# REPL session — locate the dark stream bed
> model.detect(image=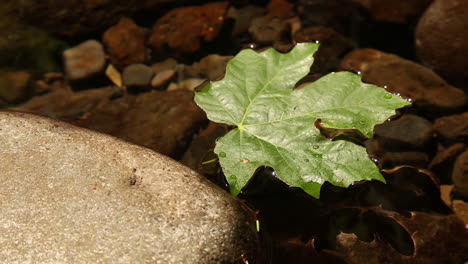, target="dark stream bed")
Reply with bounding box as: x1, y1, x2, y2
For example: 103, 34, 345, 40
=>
0, 0, 467, 263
